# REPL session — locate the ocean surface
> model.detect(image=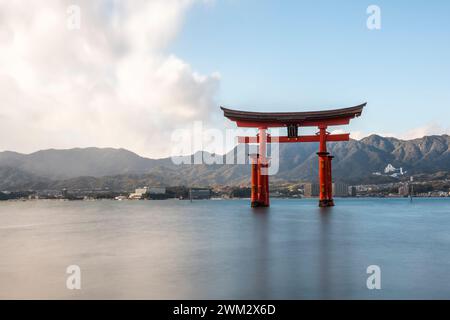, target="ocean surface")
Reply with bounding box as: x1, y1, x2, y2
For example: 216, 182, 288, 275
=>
1, 198, 450, 299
